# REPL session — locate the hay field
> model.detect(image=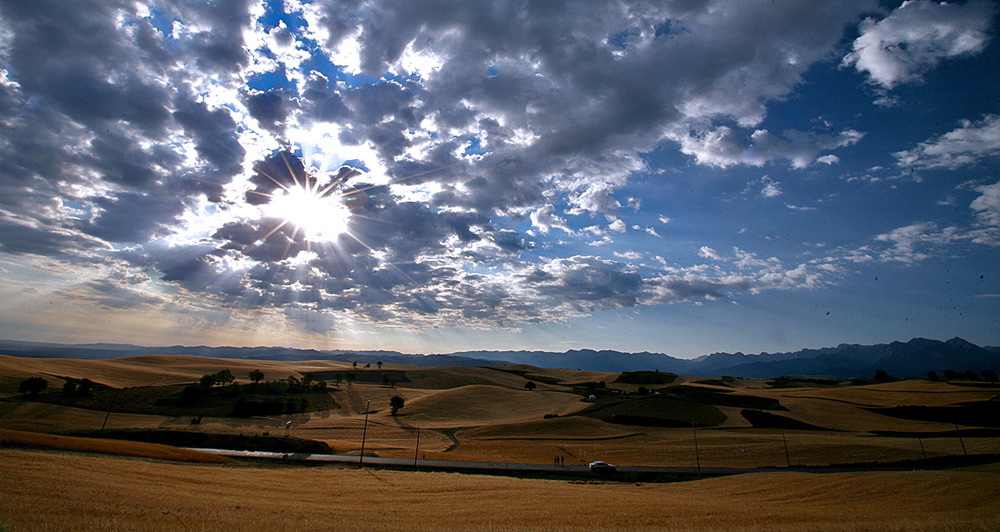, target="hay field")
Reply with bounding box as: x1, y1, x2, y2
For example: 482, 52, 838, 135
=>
0, 448, 997, 532
2, 355, 1000, 468
1, 355, 999, 530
